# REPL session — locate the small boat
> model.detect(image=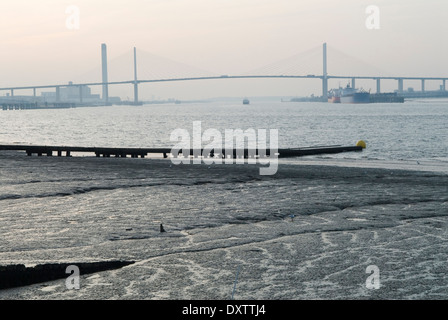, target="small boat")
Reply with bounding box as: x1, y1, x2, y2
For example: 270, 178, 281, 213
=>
243, 98, 250, 105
